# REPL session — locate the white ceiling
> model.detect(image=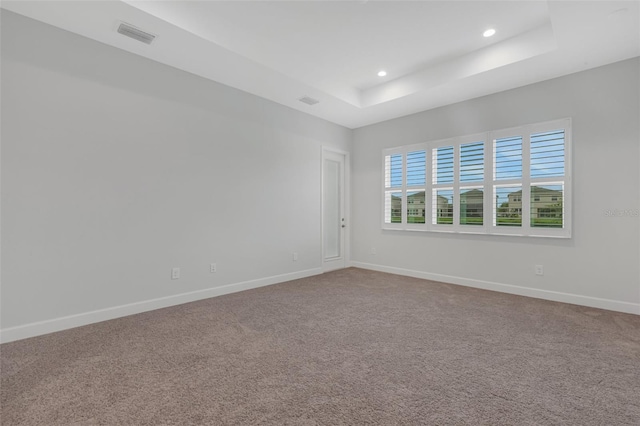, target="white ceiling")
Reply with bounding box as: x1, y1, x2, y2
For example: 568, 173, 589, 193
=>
2, 1, 639, 129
